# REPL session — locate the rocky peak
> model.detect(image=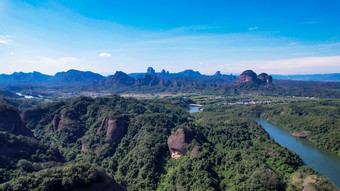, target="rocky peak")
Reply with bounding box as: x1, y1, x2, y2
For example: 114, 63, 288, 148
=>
236, 70, 258, 84
257, 73, 273, 84
236, 70, 272, 85
214, 71, 222, 77
147, 67, 155, 74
